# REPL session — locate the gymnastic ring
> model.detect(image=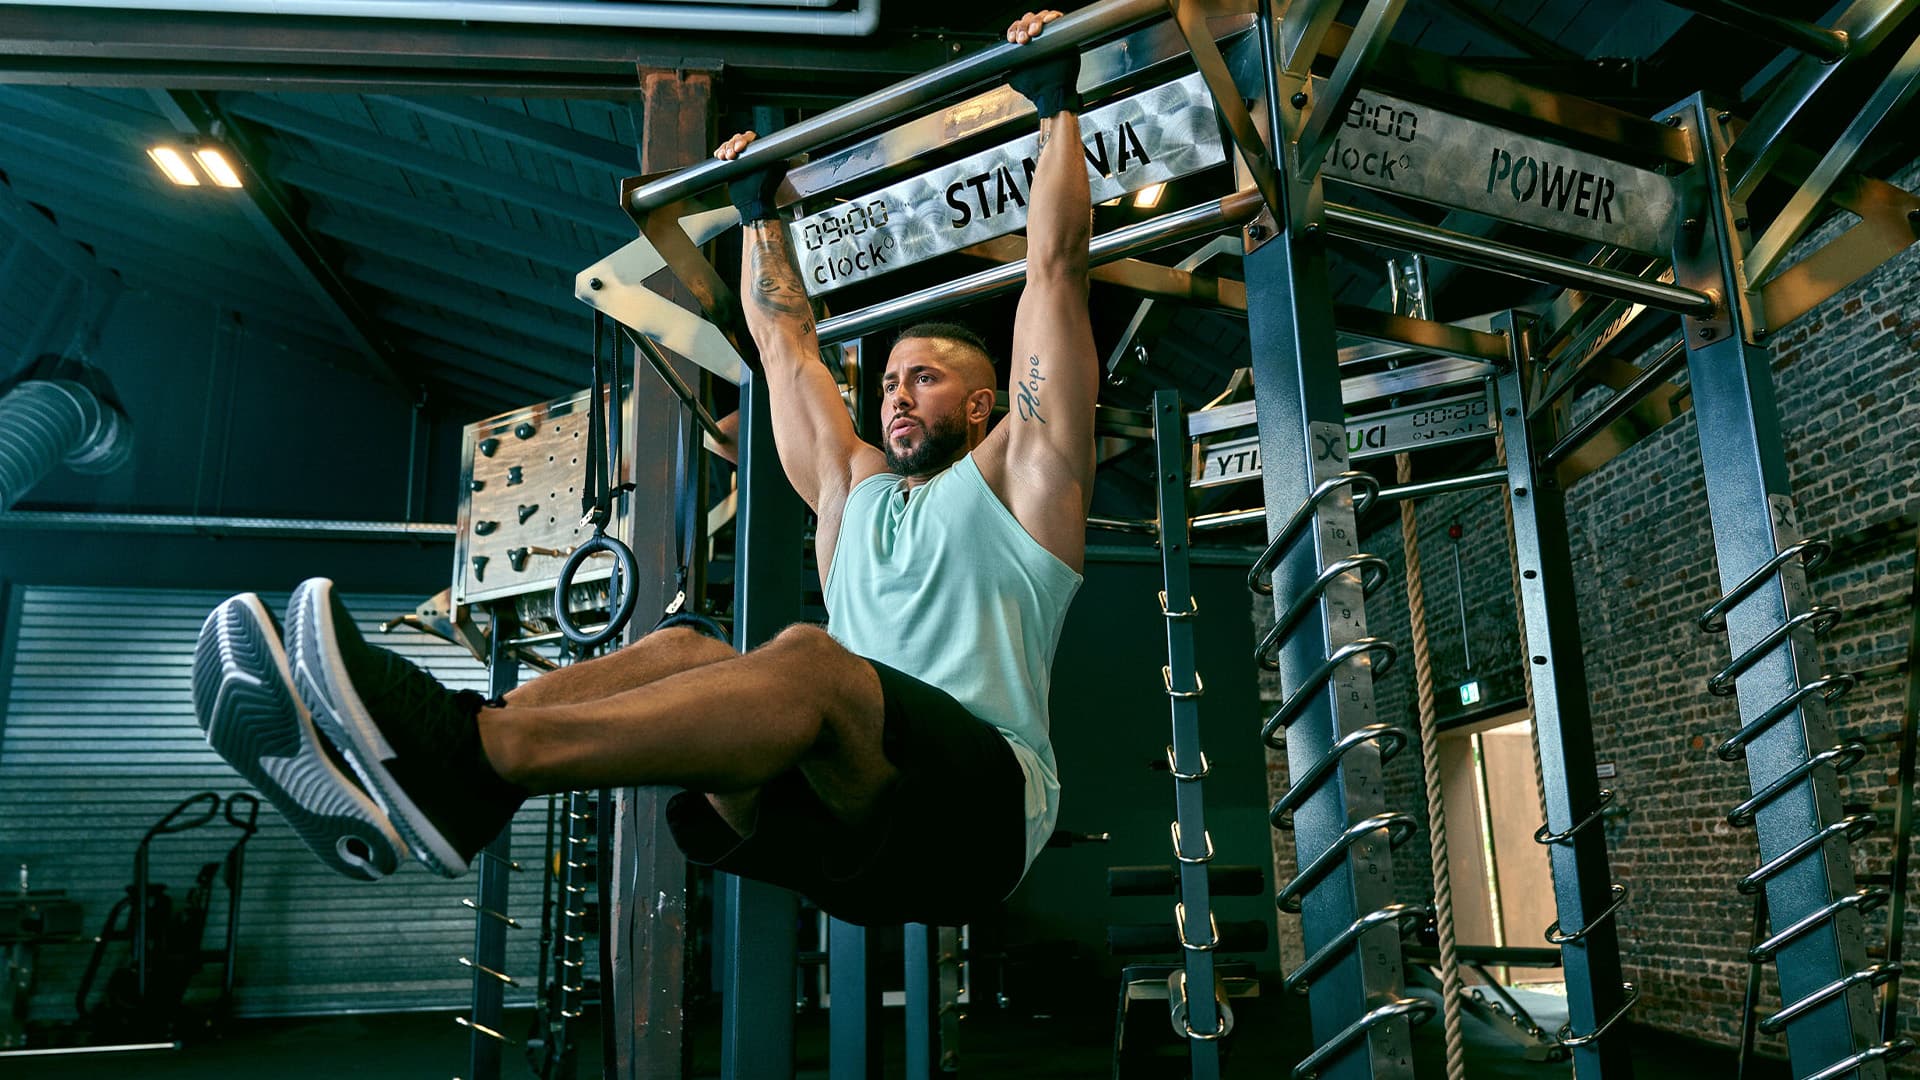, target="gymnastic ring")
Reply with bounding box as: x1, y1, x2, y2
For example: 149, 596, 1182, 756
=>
554, 532, 639, 649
